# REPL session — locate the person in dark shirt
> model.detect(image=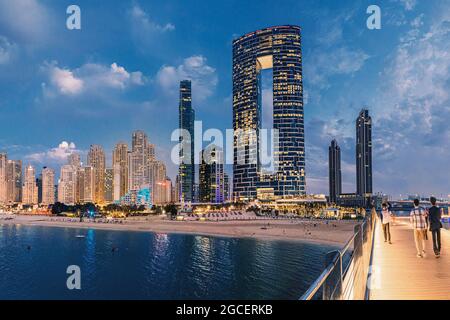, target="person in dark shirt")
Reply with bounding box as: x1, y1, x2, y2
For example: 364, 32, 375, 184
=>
428, 197, 442, 258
